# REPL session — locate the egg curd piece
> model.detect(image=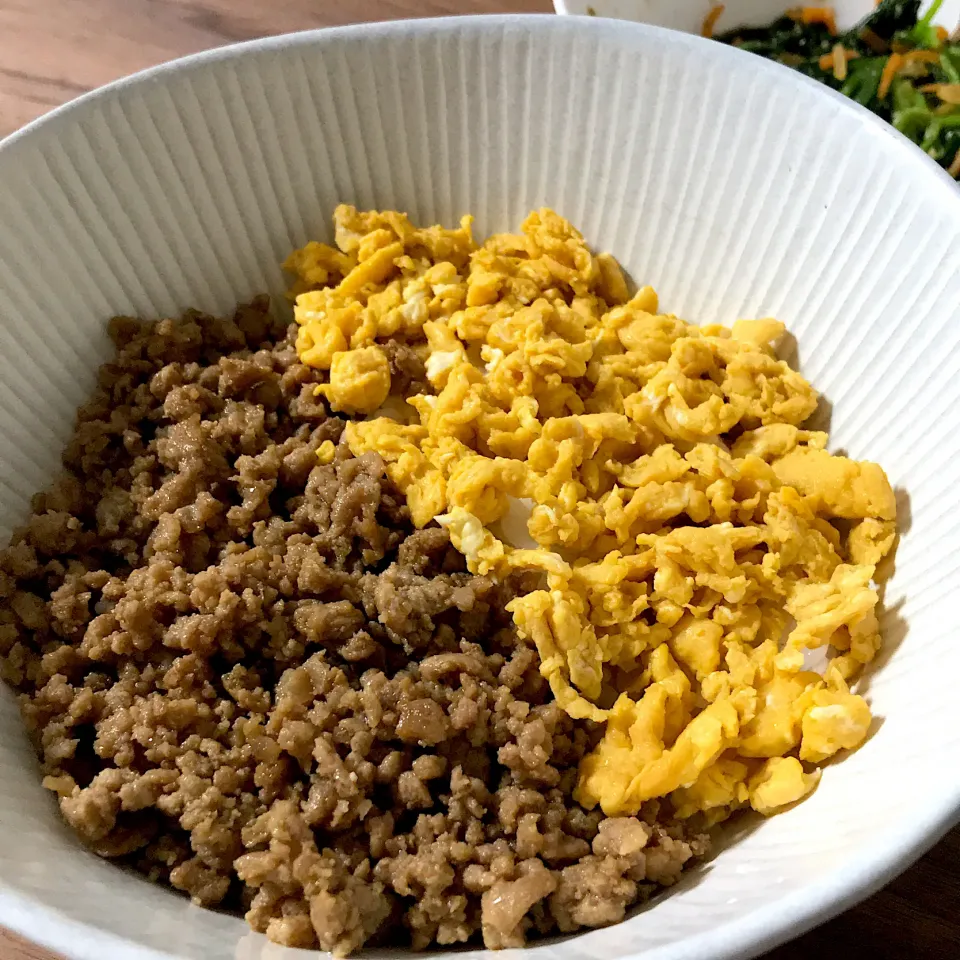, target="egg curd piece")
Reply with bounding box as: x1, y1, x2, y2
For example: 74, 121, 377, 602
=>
317, 345, 392, 415
288, 206, 898, 824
